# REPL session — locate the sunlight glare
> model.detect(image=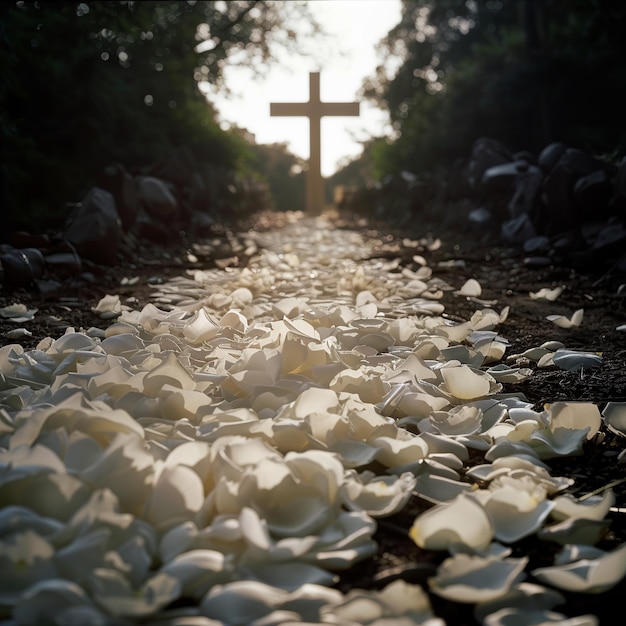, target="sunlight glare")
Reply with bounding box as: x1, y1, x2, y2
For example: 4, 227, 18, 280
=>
204, 0, 402, 177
